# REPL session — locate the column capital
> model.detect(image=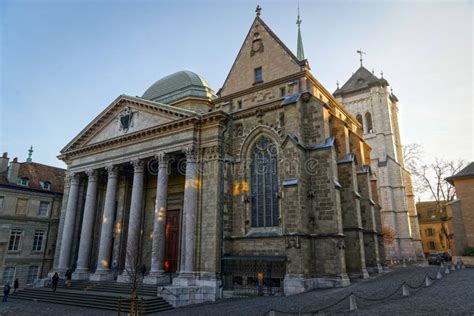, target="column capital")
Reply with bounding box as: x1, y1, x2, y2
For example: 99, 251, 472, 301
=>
105, 165, 118, 177
67, 172, 80, 185
85, 169, 98, 181
155, 152, 171, 167
183, 146, 197, 162
130, 159, 145, 172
